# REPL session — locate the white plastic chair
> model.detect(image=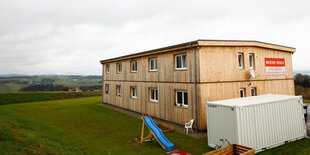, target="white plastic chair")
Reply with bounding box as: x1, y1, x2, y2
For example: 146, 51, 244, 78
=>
184, 119, 194, 134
